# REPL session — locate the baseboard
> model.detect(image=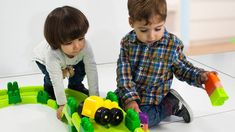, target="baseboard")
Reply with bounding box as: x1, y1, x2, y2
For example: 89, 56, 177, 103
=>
185, 42, 235, 56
